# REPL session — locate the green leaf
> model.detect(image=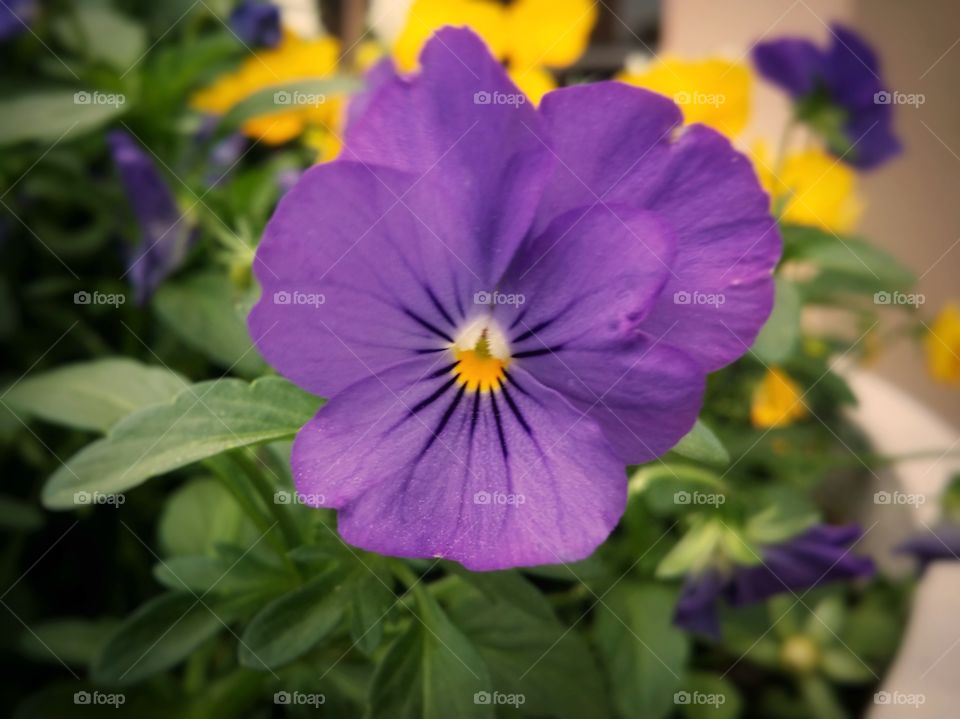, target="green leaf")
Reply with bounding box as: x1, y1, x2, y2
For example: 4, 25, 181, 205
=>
41, 377, 320, 509
782, 224, 915, 294
669, 419, 730, 466
0, 91, 125, 146
744, 487, 818, 545
366, 591, 492, 719
595, 583, 689, 719
751, 278, 802, 364
447, 565, 554, 621
92, 593, 229, 685
348, 560, 397, 656
19, 618, 118, 667
53, 2, 146, 71
157, 478, 254, 557
451, 597, 610, 719
820, 646, 875, 683
153, 272, 267, 377
677, 672, 742, 719
5, 358, 189, 432
656, 520, 724, 578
